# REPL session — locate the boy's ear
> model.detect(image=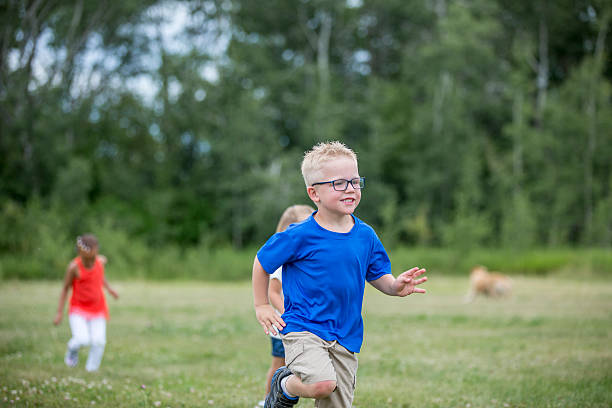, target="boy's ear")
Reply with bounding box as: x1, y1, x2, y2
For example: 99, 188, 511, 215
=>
306, 186, 320, 203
